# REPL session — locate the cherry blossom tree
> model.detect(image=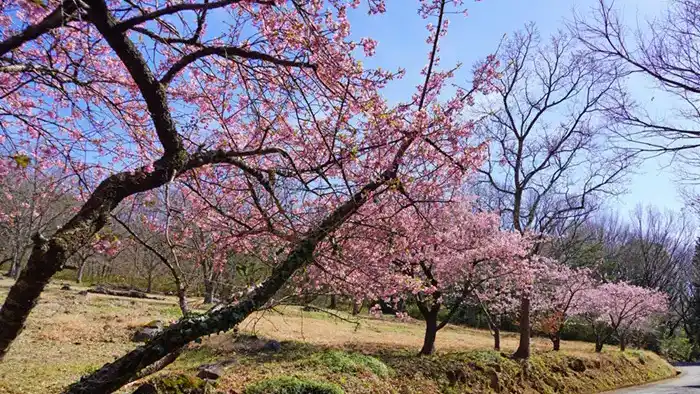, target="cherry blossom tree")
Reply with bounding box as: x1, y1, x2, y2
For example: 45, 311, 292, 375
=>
0, 0, 499, 390
311, 198, 532, 355
471, 276, 522, 350
0, 164, 76, 278
578, 282, 668, 352
531, 263, 597, 351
